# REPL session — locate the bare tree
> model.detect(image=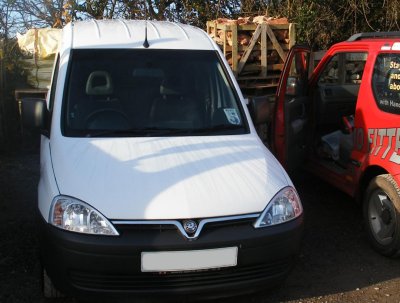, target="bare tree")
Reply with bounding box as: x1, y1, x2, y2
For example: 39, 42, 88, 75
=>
240, 0, 267, 16
0, 0, 18, 37
2, 0, 399, 54
79, 0, 122, 19
12, 0, 67, 28
0, 0, 31, 150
